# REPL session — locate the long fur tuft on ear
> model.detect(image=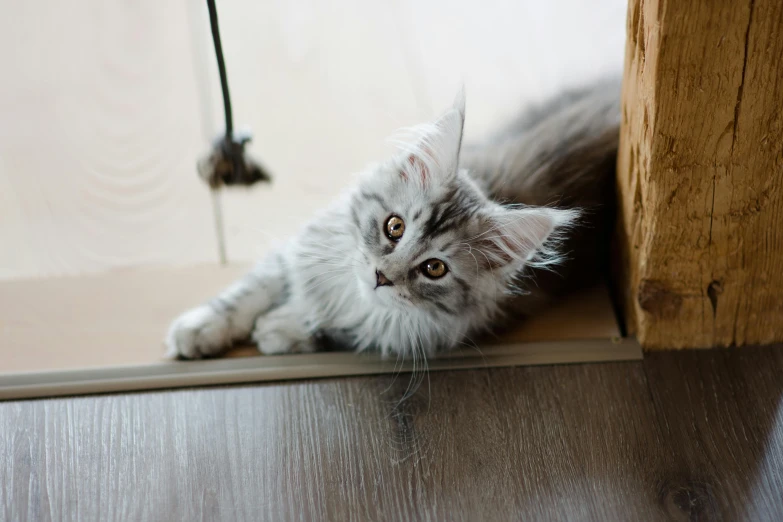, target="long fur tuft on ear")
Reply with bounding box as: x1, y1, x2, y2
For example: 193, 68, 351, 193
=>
472, 205, 580, 272
387, 89, 466, 186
